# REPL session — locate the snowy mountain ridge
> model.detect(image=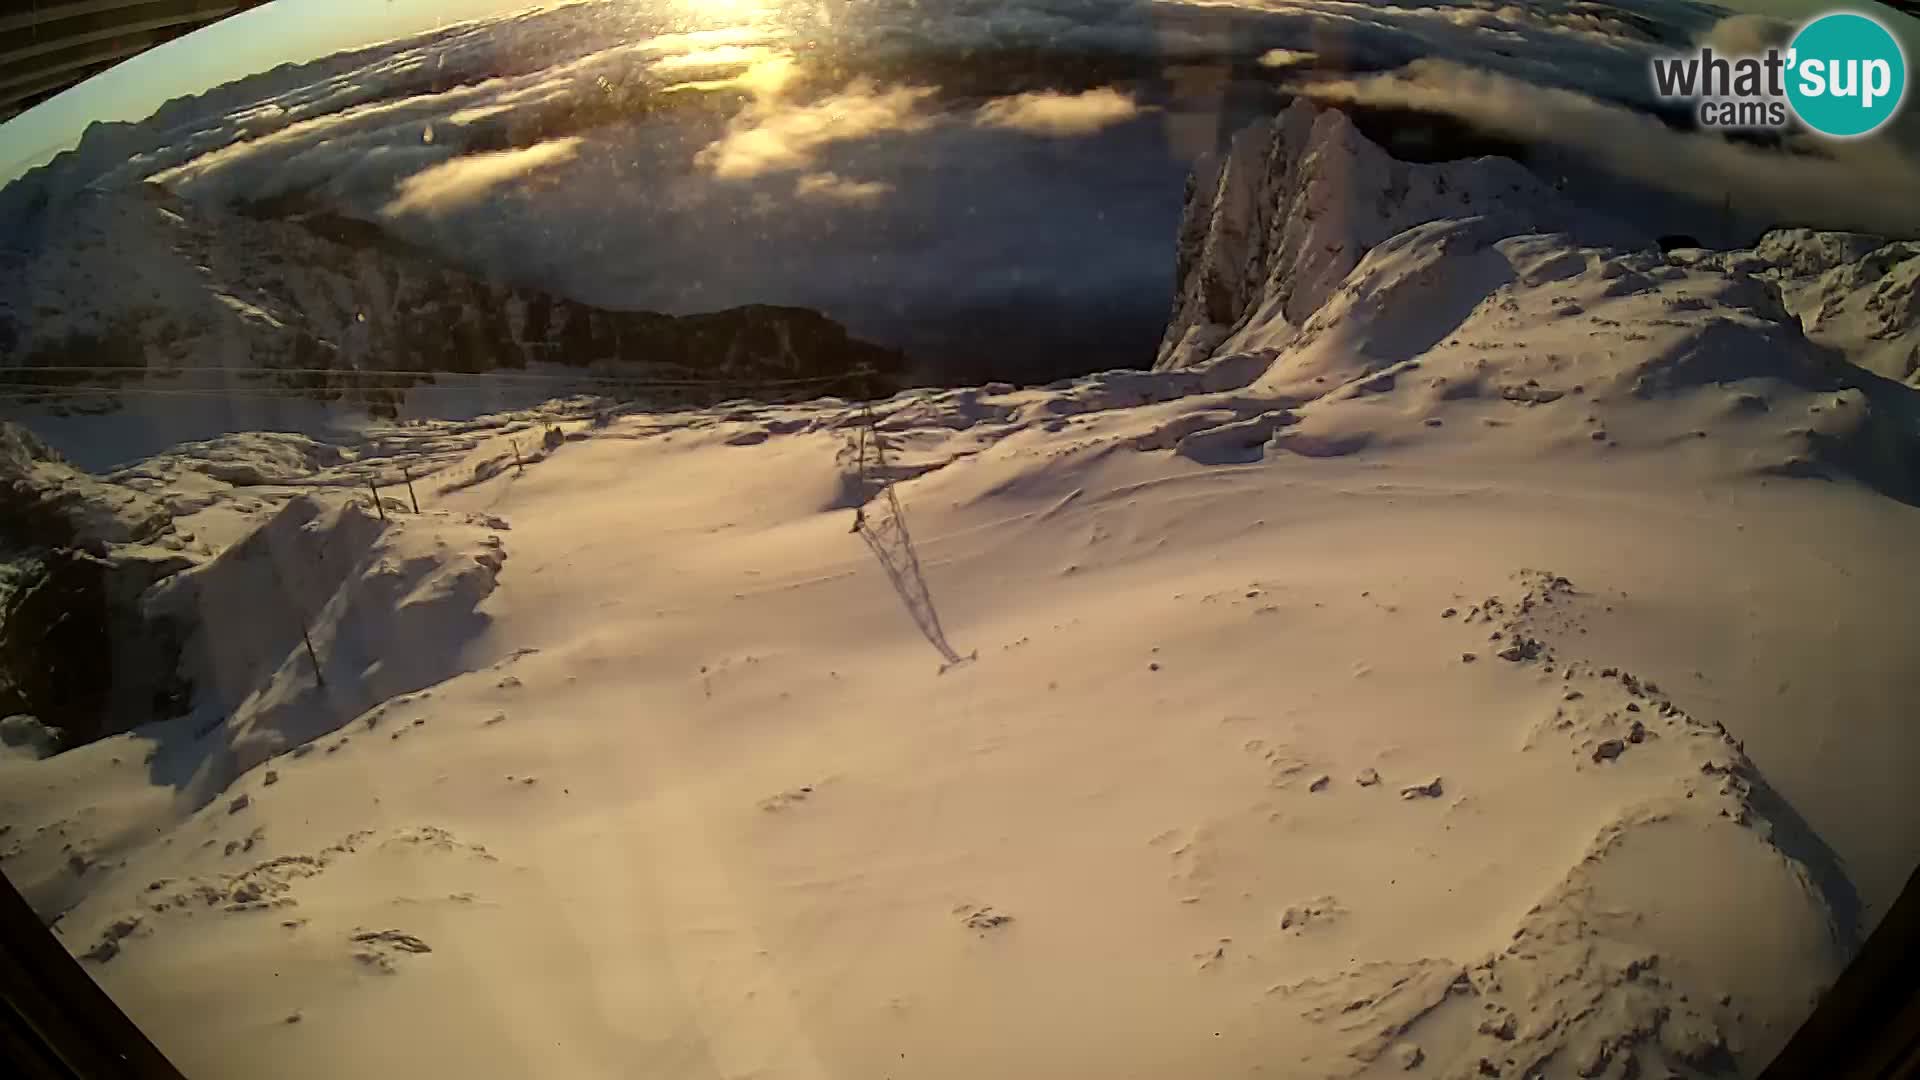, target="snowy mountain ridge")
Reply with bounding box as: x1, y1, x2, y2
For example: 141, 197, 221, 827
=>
1159, 99, 1920, 397
1155, 99, 1648, 371
0, 182, 906, 410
